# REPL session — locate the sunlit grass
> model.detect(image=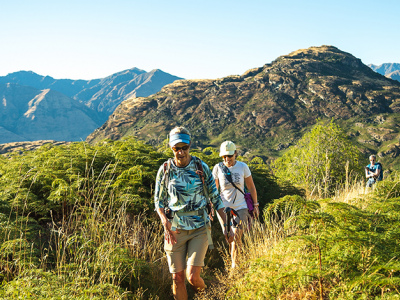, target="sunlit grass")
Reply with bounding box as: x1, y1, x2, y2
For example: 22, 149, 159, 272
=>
197, 176, 400, 299
0, 161, 171, 299
1, 149, 400, 299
